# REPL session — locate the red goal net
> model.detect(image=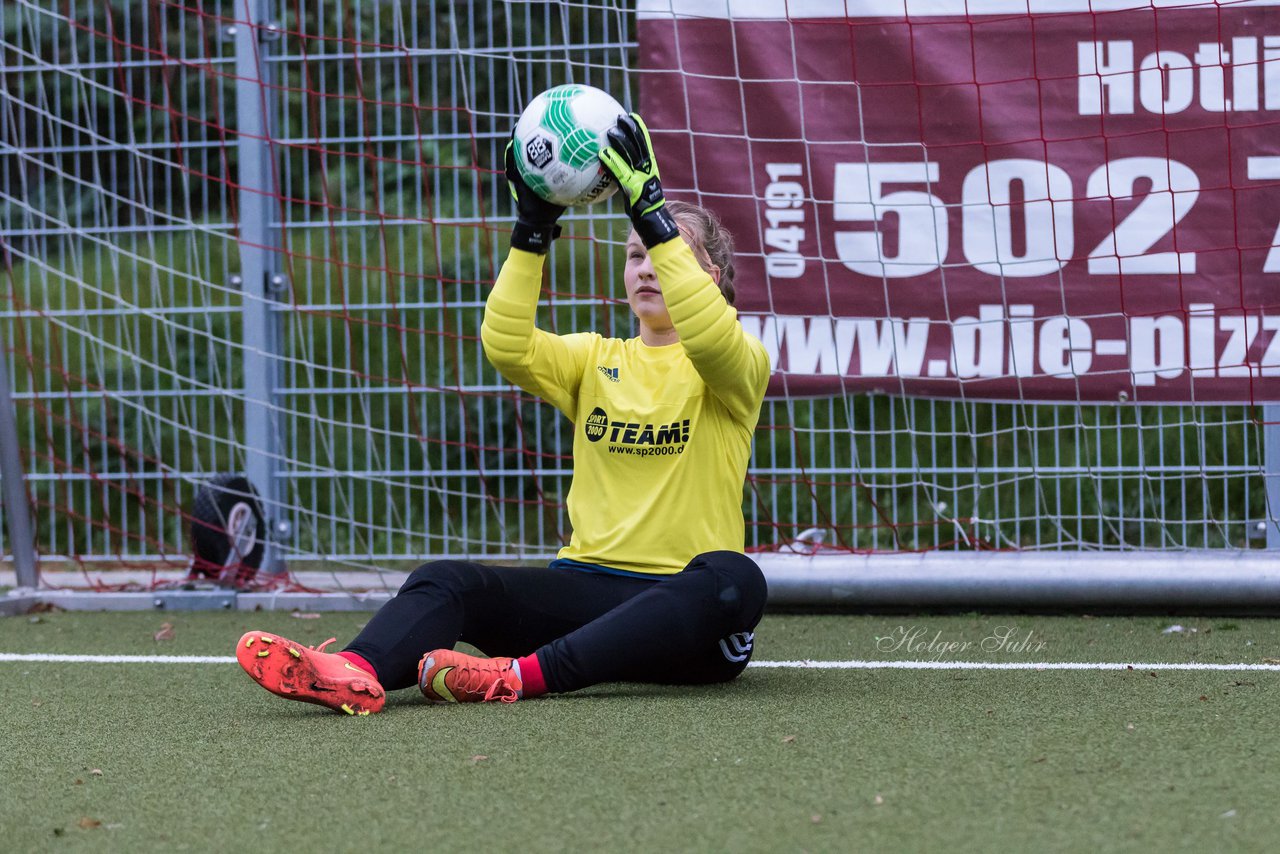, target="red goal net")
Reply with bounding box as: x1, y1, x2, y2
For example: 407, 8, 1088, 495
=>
1, 0, 1276, 596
